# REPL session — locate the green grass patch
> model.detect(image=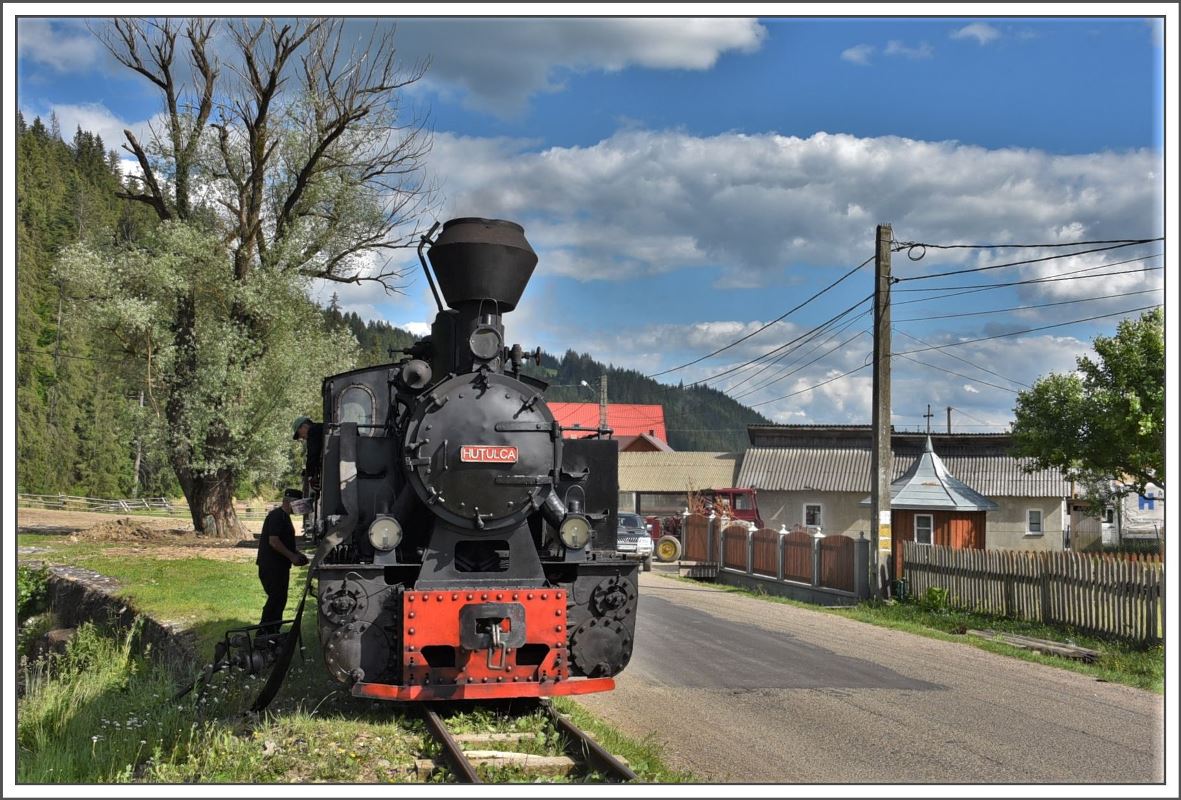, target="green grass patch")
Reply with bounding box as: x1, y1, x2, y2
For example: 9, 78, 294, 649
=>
662, 573, 1164, 693
17, 535, 687, 783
